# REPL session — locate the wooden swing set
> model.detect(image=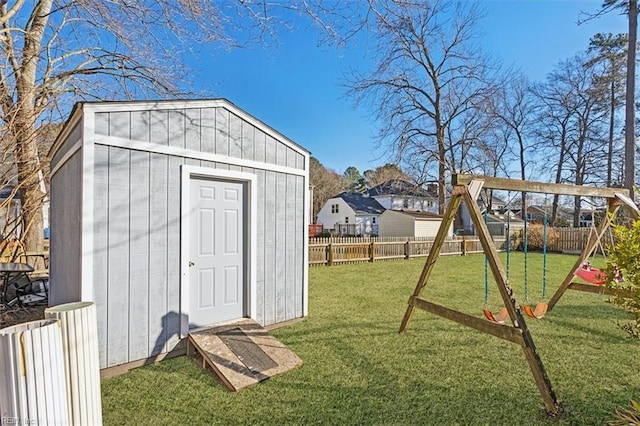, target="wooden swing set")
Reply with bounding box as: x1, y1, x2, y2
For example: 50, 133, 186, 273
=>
399, 174, 639, 415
